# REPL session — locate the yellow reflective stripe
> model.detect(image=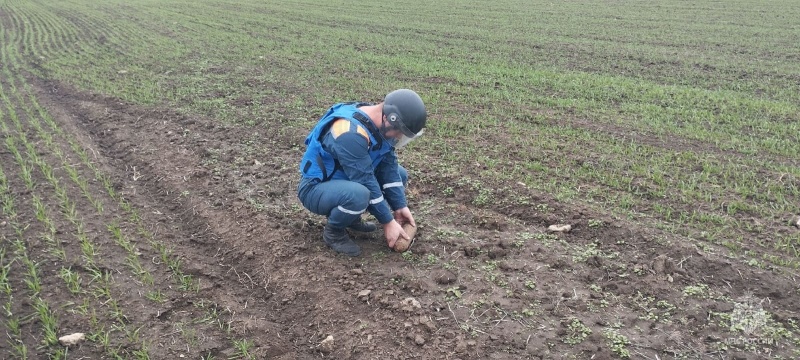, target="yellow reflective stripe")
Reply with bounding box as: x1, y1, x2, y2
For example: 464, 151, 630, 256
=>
331, 120, 370, 146
356, 125, 371, 146
331, 119, 351, 139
